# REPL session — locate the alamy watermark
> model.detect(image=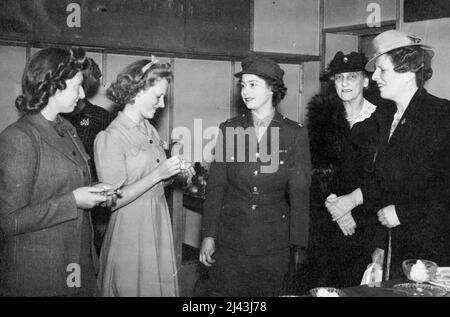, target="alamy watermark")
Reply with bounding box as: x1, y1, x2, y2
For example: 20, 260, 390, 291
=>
367, 2, 381, 28
66, 263, 81, 288
170, 119, 281, 173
